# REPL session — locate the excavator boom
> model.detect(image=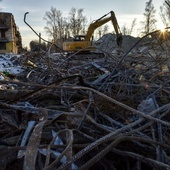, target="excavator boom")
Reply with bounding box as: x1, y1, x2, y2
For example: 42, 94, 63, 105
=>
85, 11, 121, 41
63, 11, 122, 52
